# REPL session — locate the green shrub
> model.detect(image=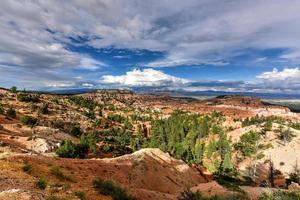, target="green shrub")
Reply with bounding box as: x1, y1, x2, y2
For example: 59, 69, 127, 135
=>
30, 103, 38, 111
108, 114, 125, 123
257, 153, 265, 160
124, 118, 133, 130
36, 177, 47, 189
93, 178, 136, 200
6, 107, 16, 118
107, 104, 116, 111
264, 120, 273, 131
51, 97, 59, 104
289, 162, 300, 185
101, 144, 111, 153
22, 163, 32, 174
84, 110, 96, 119
70, 126, 82, 137
56, 140, 76, 158
278, 128, 295, 142
10, 86, 17, 93
234, 131, 260, 157
75, 191, 86, 200
0, 103, 4, 114
50, 166, 65, 180
178, 190, 203, 200
69, 96, 97, 110
56, 134, 97, 159
291, 122, 300, 130
17, 93, 39, 102
20, 115, 37, 126
214, 172, 242, 192
38, 103, 49, 114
